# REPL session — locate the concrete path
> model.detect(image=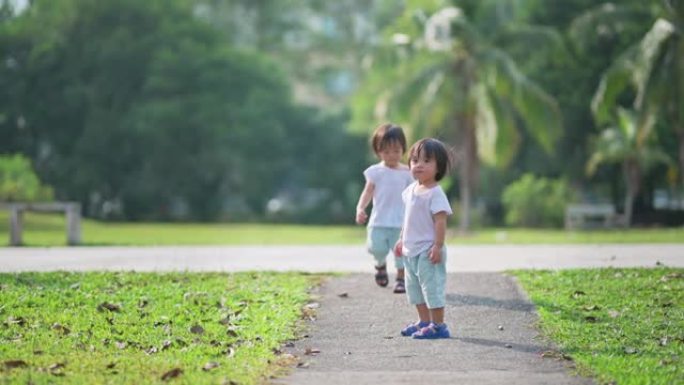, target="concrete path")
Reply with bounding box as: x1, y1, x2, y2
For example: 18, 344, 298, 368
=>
1, 244, 683, 272
273, 273, 593, 385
